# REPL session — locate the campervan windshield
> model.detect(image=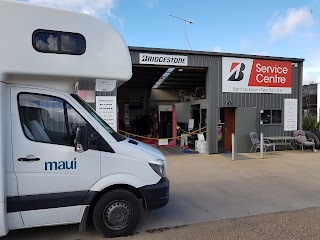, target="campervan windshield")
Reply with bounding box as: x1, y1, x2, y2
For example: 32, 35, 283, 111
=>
71, 94, 126, 142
